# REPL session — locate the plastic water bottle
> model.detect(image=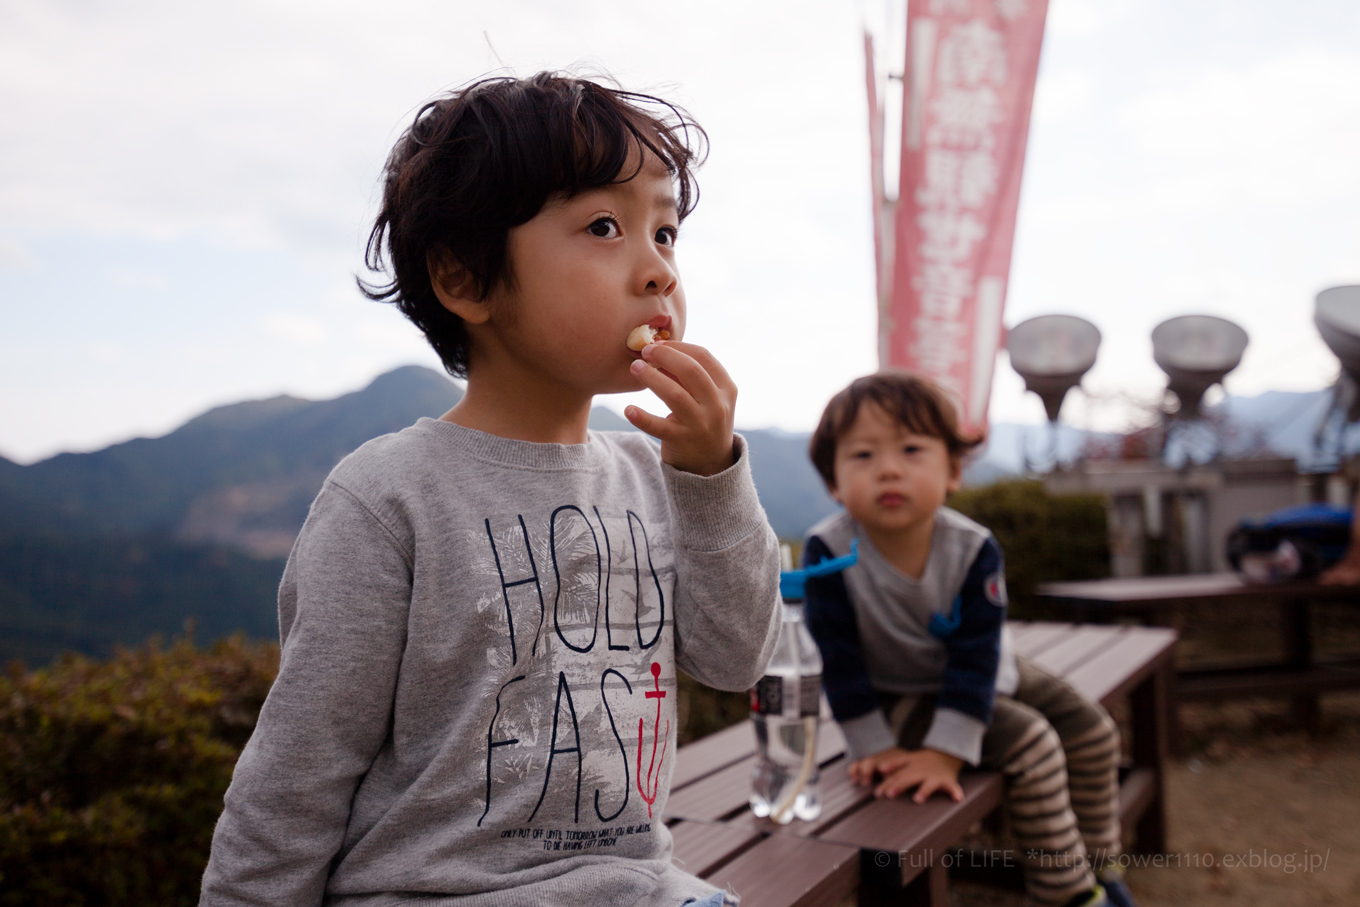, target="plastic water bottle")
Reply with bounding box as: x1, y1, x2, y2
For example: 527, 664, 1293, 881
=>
749, 596, 823, 823
749, 542, 858, 824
